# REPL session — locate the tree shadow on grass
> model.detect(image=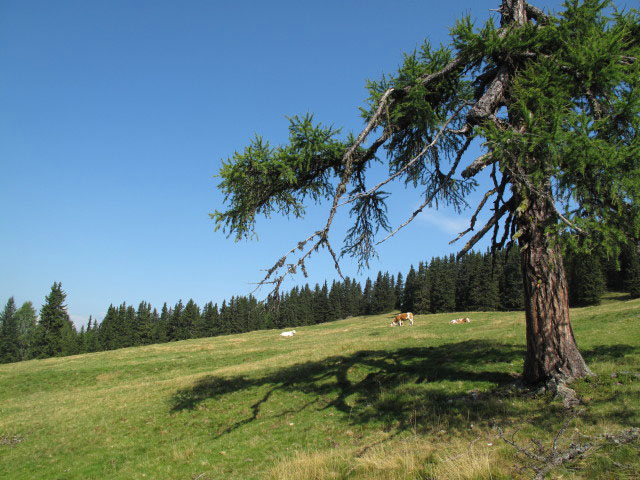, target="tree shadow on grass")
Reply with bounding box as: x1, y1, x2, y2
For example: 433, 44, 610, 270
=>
170, 340, 640, 439
581, 344, 639, 362
170, 340, 528, 437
